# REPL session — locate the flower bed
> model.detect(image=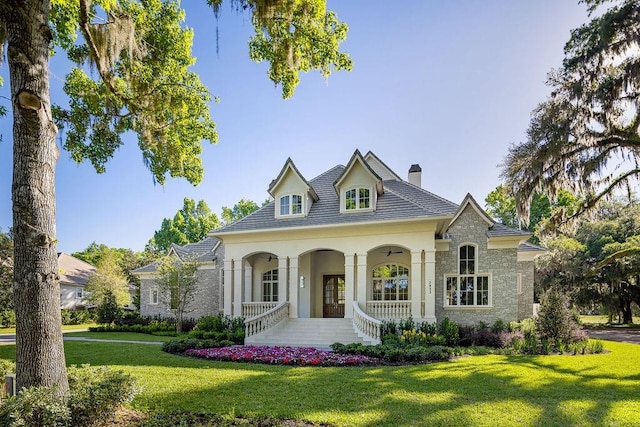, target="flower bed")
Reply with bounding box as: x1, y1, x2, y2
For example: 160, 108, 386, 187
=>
185, 345, 381, 366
